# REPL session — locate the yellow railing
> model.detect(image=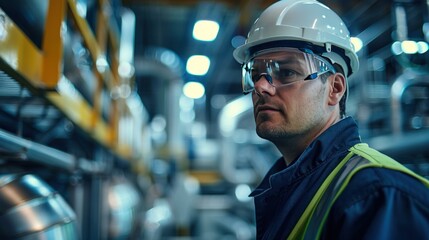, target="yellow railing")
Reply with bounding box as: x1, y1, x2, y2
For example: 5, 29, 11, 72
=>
0, 0, 141, 161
